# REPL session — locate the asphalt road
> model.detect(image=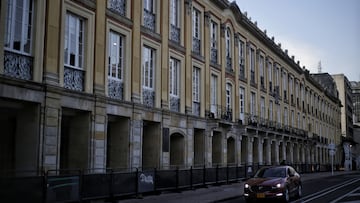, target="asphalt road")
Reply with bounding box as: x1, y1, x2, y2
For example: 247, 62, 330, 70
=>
219, 173, 360, 203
